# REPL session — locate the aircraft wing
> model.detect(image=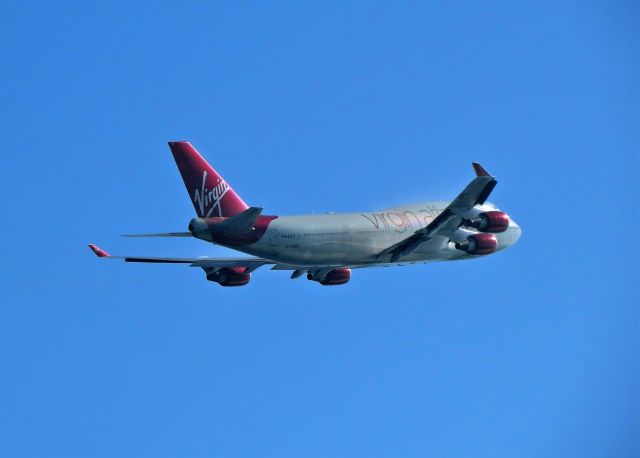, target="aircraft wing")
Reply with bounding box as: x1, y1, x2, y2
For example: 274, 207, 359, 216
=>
120, 232, 193, 238
378, 162, 497, 262
88, 243, 370, 286
88, 244, 273, 272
